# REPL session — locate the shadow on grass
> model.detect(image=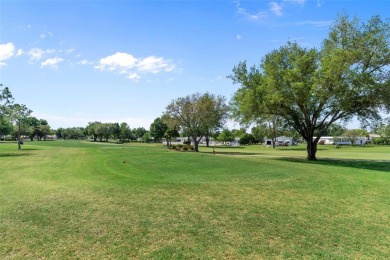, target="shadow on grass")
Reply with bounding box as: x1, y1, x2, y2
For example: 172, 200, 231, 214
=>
276, 157, 390, 172
0, 153, 32, 158
202, 146, 245, 149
